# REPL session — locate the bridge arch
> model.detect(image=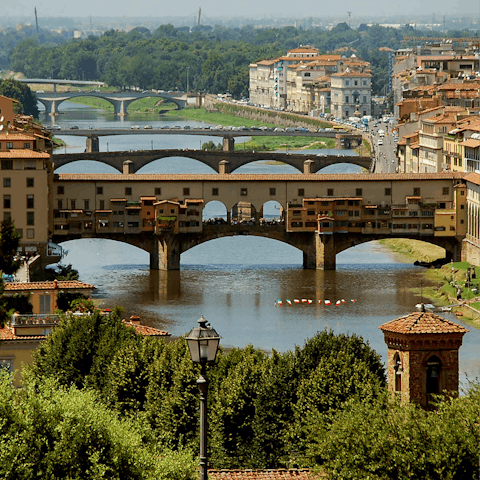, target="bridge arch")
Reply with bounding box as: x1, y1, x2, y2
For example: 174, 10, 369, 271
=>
137, 156, 217, 174
180, 234, 303, 266
37, 92, 185, 116
261, 200, 285, 223
332, 235, 456, 261
232, 158, 302, 174
203, 200, 228, 224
